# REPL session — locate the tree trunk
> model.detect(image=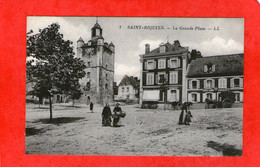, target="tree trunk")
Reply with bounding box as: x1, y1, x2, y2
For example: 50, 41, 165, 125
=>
72, 99, 75, 107
49, 96, 52, 121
